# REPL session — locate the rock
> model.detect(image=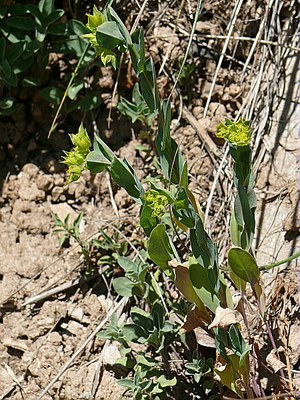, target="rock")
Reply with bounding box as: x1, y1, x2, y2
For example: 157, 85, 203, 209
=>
68, 307, 84, 322
49, 203, 78, 225
48, 332, 62, 344
53, 175, 65, 187
36, 174, 53, 192
51, 186, 66, 202
2, 338, 29, 352
21, 163, 39, 179
101, 342, 121, 365
66, 320, 85, 336
192, 106, 204, 119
